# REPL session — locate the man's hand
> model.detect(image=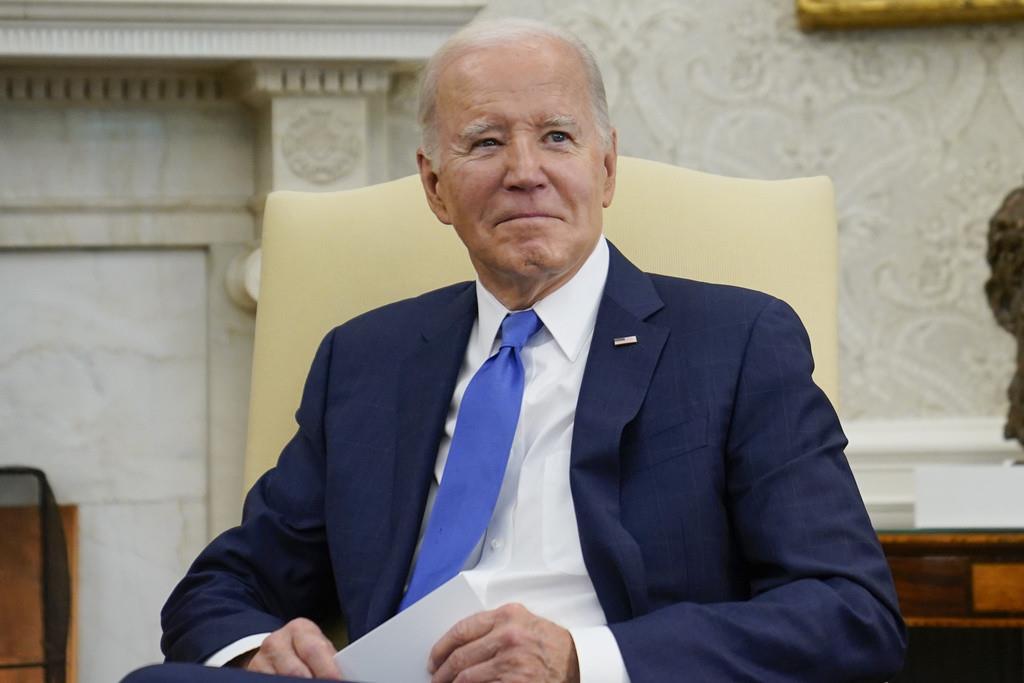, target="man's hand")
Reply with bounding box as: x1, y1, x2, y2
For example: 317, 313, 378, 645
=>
429, 603, 580, 683
241, 618, 342, 680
